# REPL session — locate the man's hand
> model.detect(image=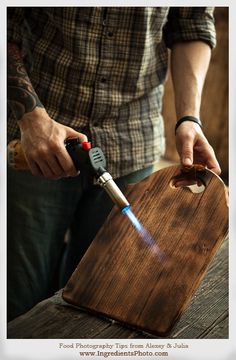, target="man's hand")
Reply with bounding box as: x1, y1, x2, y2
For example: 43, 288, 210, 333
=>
8, 42, 88, 179
18, 107, 87, 179
175, 121, 221, 176
170, 41, 221, 184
